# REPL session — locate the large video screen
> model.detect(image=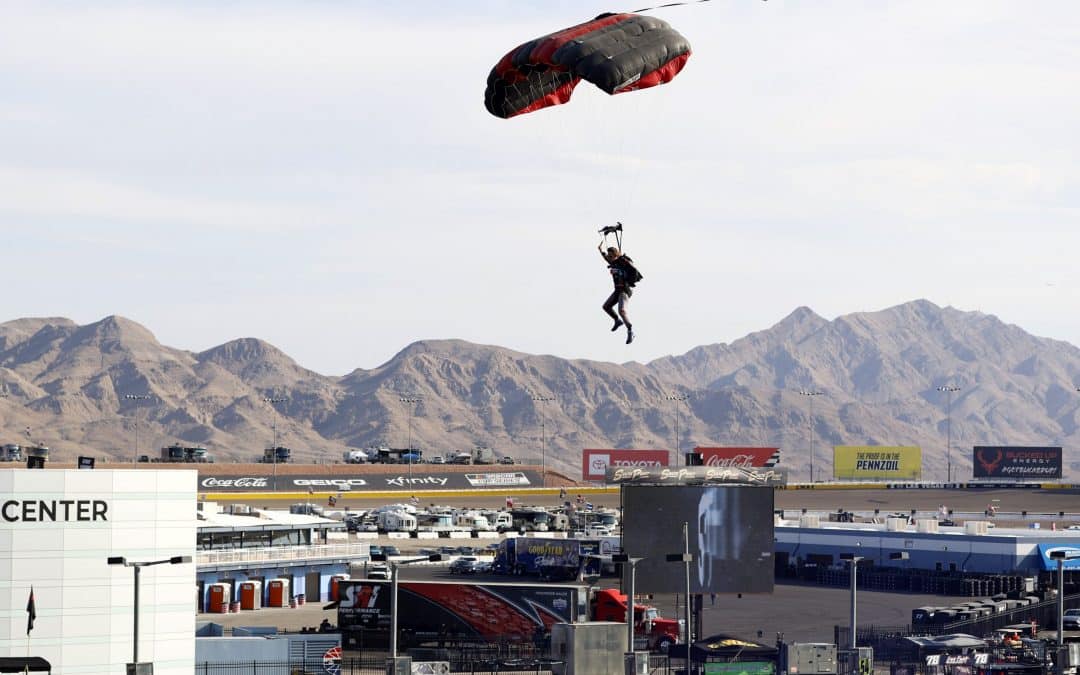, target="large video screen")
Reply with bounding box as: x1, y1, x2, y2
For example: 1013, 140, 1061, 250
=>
622, 485, 774, 595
